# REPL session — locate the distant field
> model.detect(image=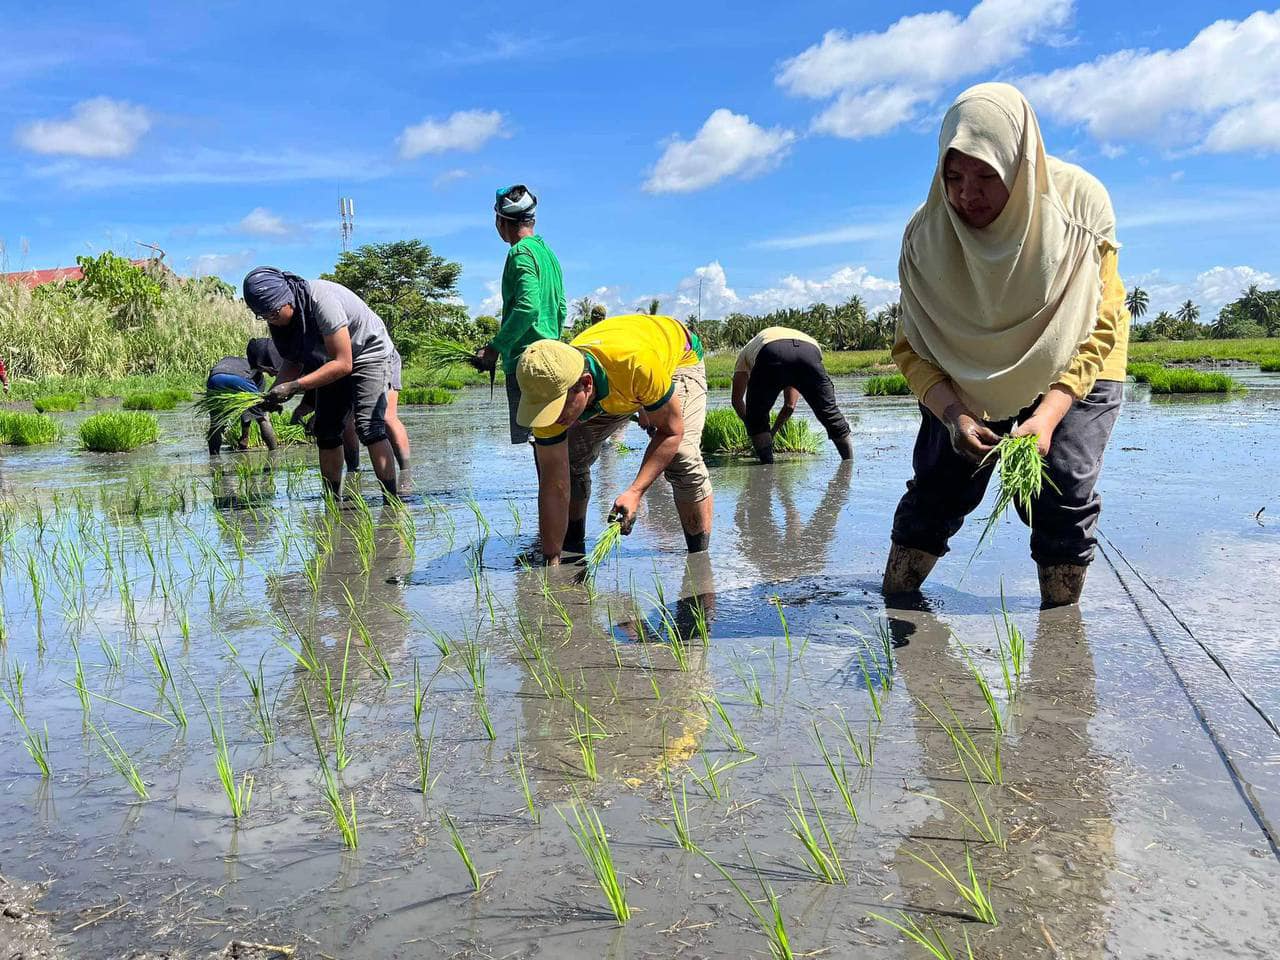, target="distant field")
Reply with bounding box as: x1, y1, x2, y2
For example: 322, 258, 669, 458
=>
1128, 337, 1280, 364
703, 349, 893, 380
